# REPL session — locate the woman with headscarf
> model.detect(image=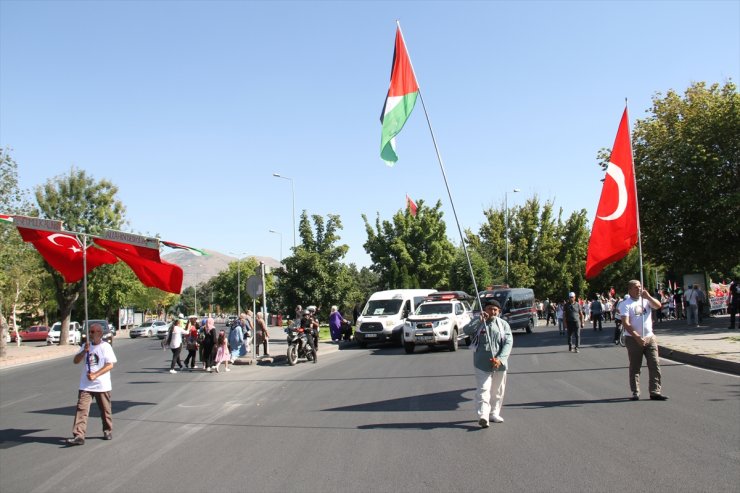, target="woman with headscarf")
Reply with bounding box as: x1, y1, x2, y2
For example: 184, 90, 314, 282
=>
200, 317, 216, 372
183, 324, 199, 370
329, 305, 348, 343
